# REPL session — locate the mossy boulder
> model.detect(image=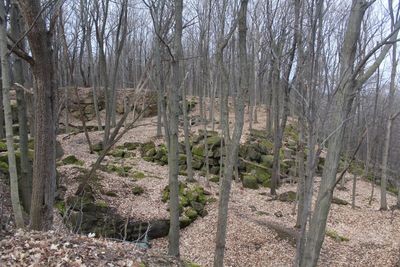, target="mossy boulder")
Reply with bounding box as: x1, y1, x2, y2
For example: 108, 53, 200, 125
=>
256, 172, 271, 184
0, 142, 7, 152
332, 197, 348, 205
179, 216, 192, 228
206, 135, 222, 147
0, 161, 9, 173
110, 149, 126, 158
326, 229, 349, 242
123, 142, 140, 150
249, 129, 268, 140
132, 171, 145, 180
91, 142, 103, 152
209, 175, 220, 183
192, 155, 204, 170
242, 175, 259, 189
192, 144, 205, 157
278, 191, 297, 202
104, 191, 118, 197
132, 185, 144, 195
185, 207, 198, 220
261, 155, 274, 168
62, 155, 84, 166
140, 142, 156, 155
